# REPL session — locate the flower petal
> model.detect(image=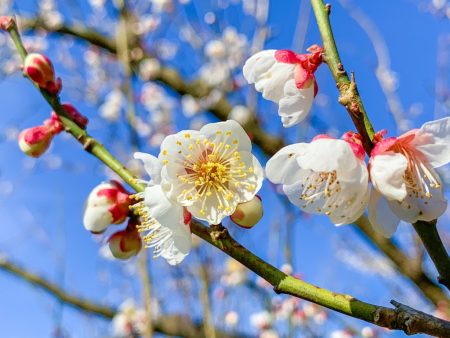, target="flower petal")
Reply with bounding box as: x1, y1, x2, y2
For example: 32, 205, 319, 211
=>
370, 152, 408, 202
200, 119, 251, 152
143, 185, 184, 229
243, 50, 276, 84
266, 143, 308, 185
368, 189, 401, 237
278, 79, 314, 128
416, 117, 450, 168
231, 152, 264, 202
161, 224, 192, 265
255, 62, 296, 102
134, 152, 162, 185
